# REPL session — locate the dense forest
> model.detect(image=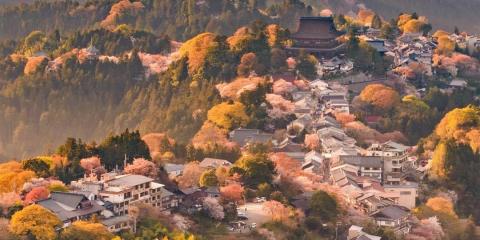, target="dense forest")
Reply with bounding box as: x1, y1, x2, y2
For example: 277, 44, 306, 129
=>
0, 0, 312, 41
0, 0, 310, 161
